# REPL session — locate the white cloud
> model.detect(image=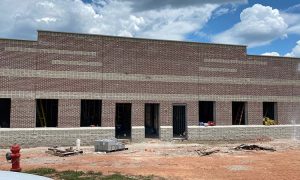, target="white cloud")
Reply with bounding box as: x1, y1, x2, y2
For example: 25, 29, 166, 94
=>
287, 25, 300, 35
36, 17, 57, 23
284, 4, 300, 14
285, 40, 300, 57
212, 4, 288, 47
282, 12, 300, 35
261, 52, 280, 56
123, 0, 247, 11
0, 0, 245, 40
214, 8, 230, 17
135, 5, 218, 40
